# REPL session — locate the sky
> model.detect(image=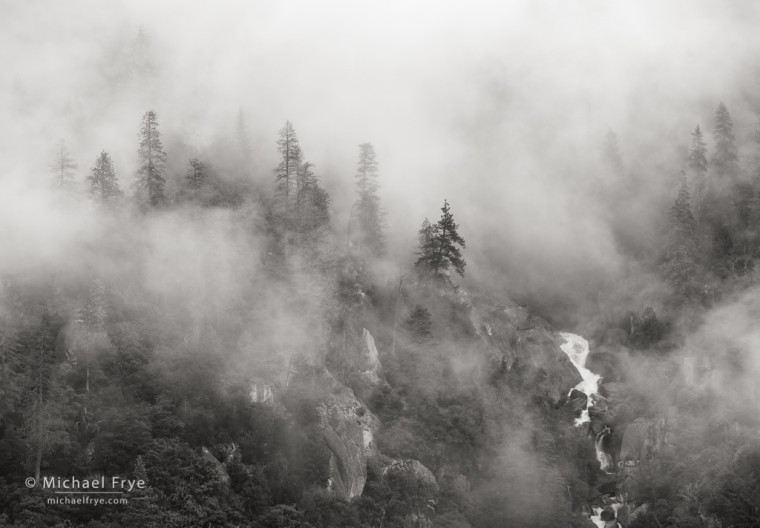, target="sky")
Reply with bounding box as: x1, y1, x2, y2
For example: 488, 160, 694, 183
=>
3, 0, 760, 322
